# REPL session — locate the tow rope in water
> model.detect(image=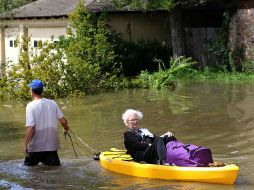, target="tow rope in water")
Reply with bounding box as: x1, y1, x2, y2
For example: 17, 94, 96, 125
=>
64, 130, 100, 160
64, 131, 78, 158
